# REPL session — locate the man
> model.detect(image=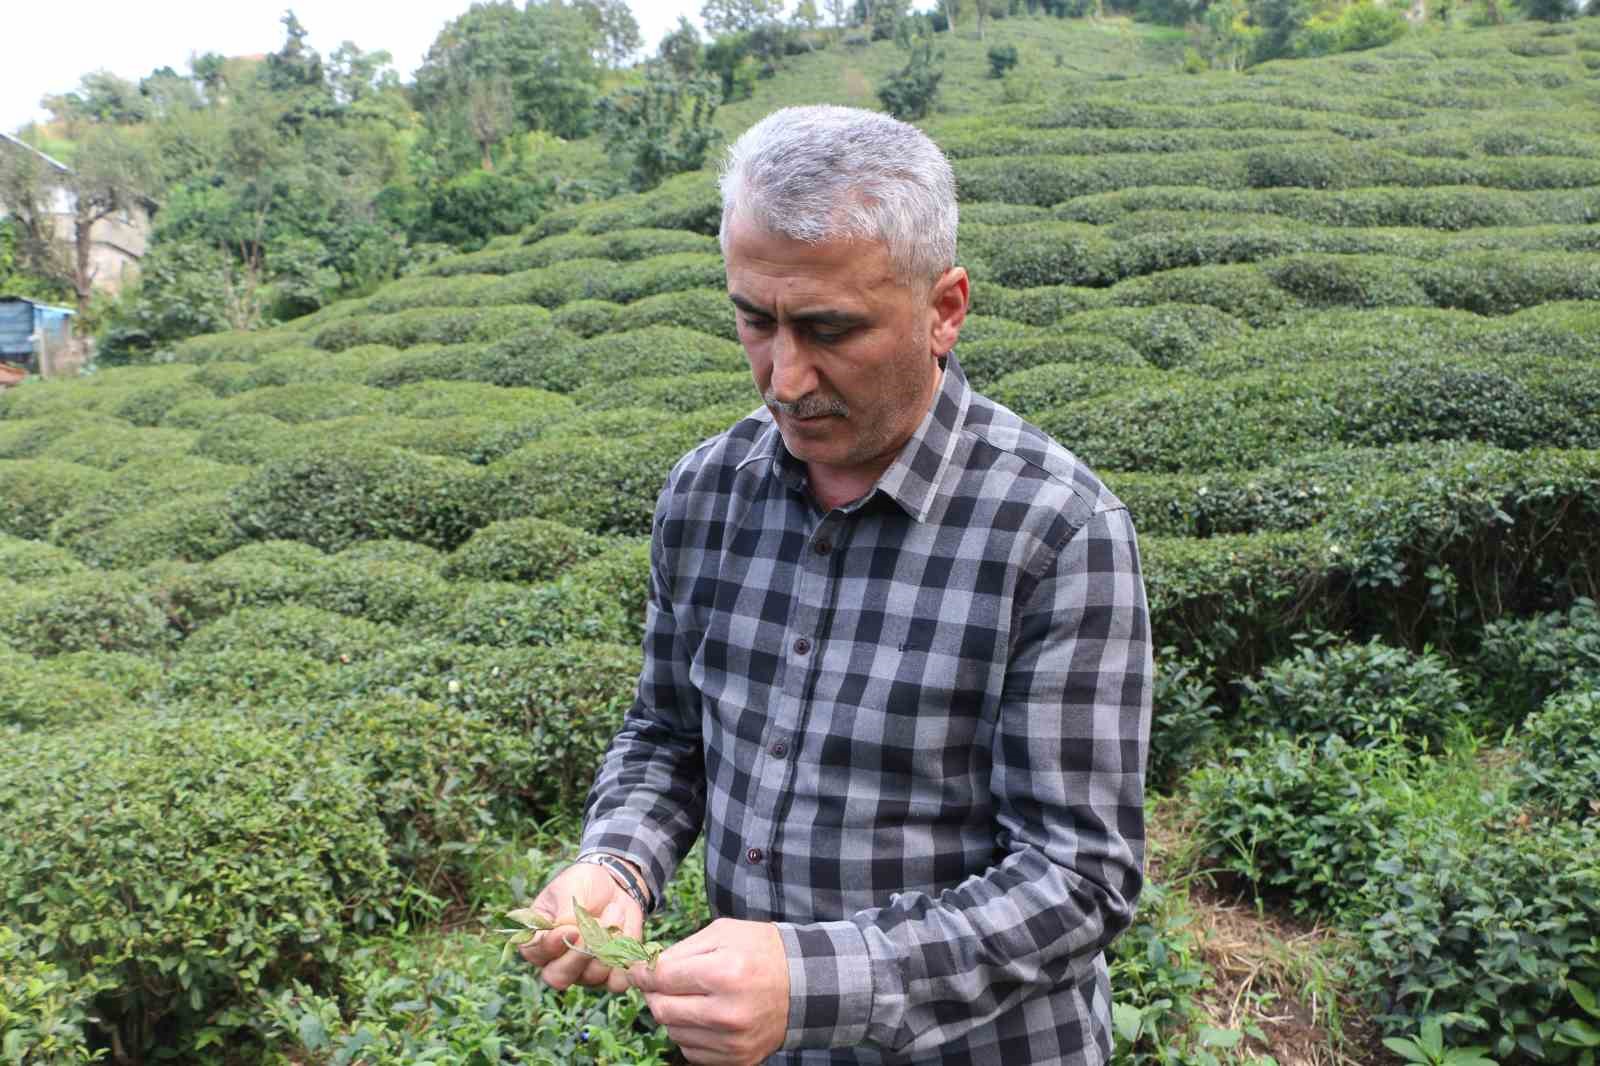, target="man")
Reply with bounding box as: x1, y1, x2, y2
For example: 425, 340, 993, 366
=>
520, 105, 1151, 1066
